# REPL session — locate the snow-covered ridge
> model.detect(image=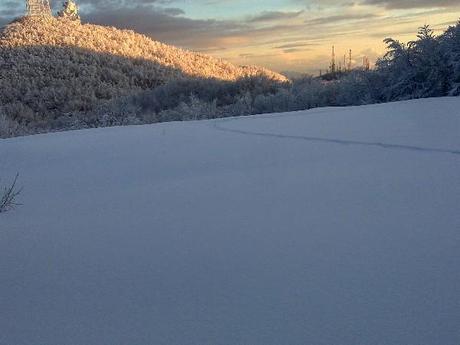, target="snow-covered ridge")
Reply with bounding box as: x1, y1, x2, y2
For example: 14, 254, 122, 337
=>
0, 16, 287, 136
1, 97, 459, 345
1, 16, 286, 83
